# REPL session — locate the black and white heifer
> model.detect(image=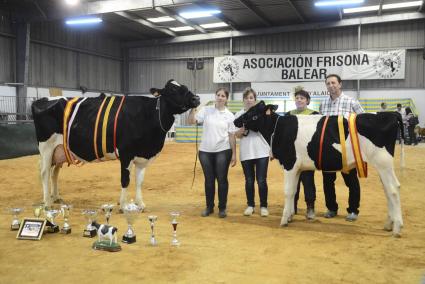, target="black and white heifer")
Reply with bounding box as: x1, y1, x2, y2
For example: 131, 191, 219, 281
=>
31, 80, 200, 210
234, 101, 404, 237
